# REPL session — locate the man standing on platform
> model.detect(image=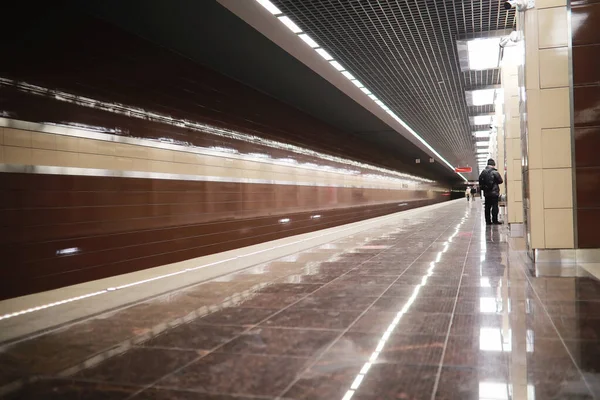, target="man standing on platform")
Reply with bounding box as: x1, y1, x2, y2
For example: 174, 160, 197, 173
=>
478, 159, 504, 225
